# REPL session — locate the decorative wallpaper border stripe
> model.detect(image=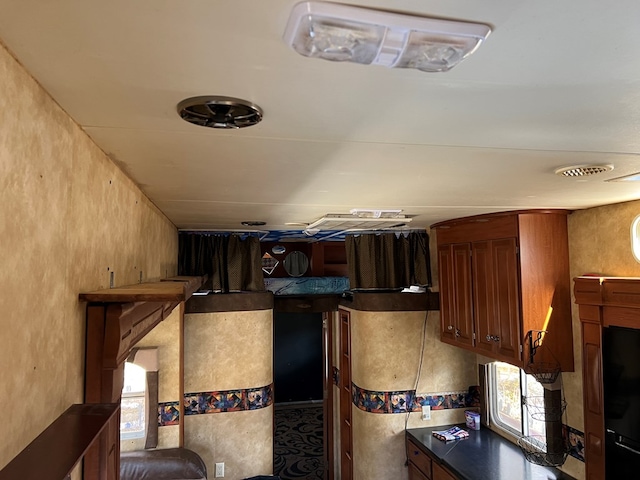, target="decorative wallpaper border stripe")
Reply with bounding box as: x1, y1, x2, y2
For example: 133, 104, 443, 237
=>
349, 382, 584, 463
352, 384, 480, 414
563, 424, 585, 463
158, 384, 273, 426
159, 401, 180, 426
156, 382, 585, 464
